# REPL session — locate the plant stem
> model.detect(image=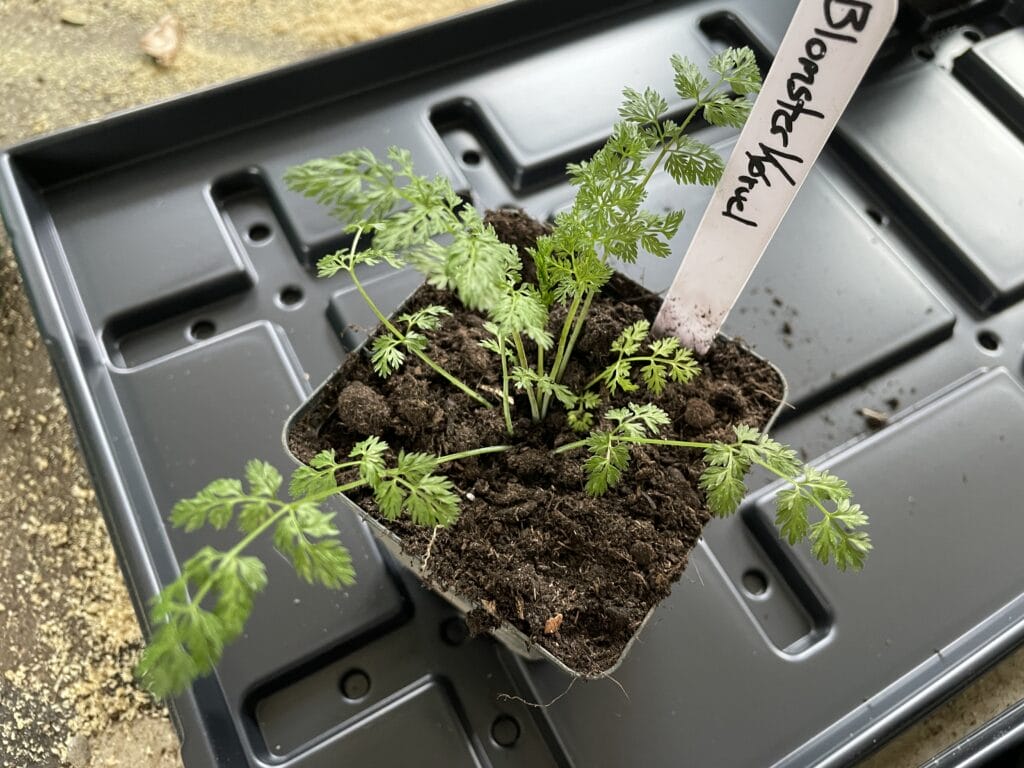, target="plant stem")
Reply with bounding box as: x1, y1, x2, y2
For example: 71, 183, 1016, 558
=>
512, 333, 541, 421
534, 343, 546, 417
436, 444, 513, 464
546, 291, 582, 381
498, 337, 514, 436
541, 290, 584, 417
552, 289, 595, 383
346, 267, 491, 409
